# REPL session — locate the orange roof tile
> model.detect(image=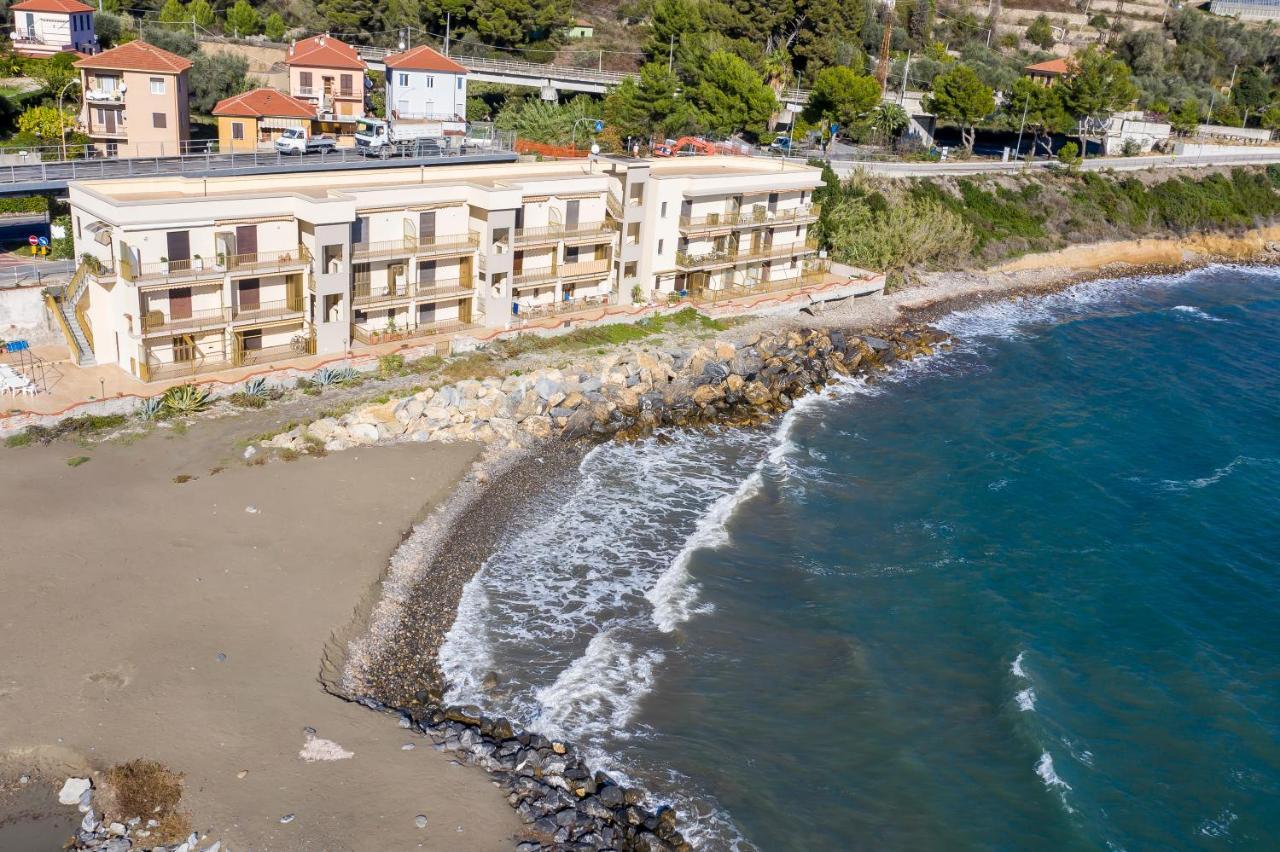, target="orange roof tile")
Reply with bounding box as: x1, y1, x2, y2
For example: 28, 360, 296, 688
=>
11, 0, 93, 12
286, 35, 366, 71
1025, 58, 1071, 75
74, 40, 192, 74
213, 87, 317, 119
383, 44, 466, 74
